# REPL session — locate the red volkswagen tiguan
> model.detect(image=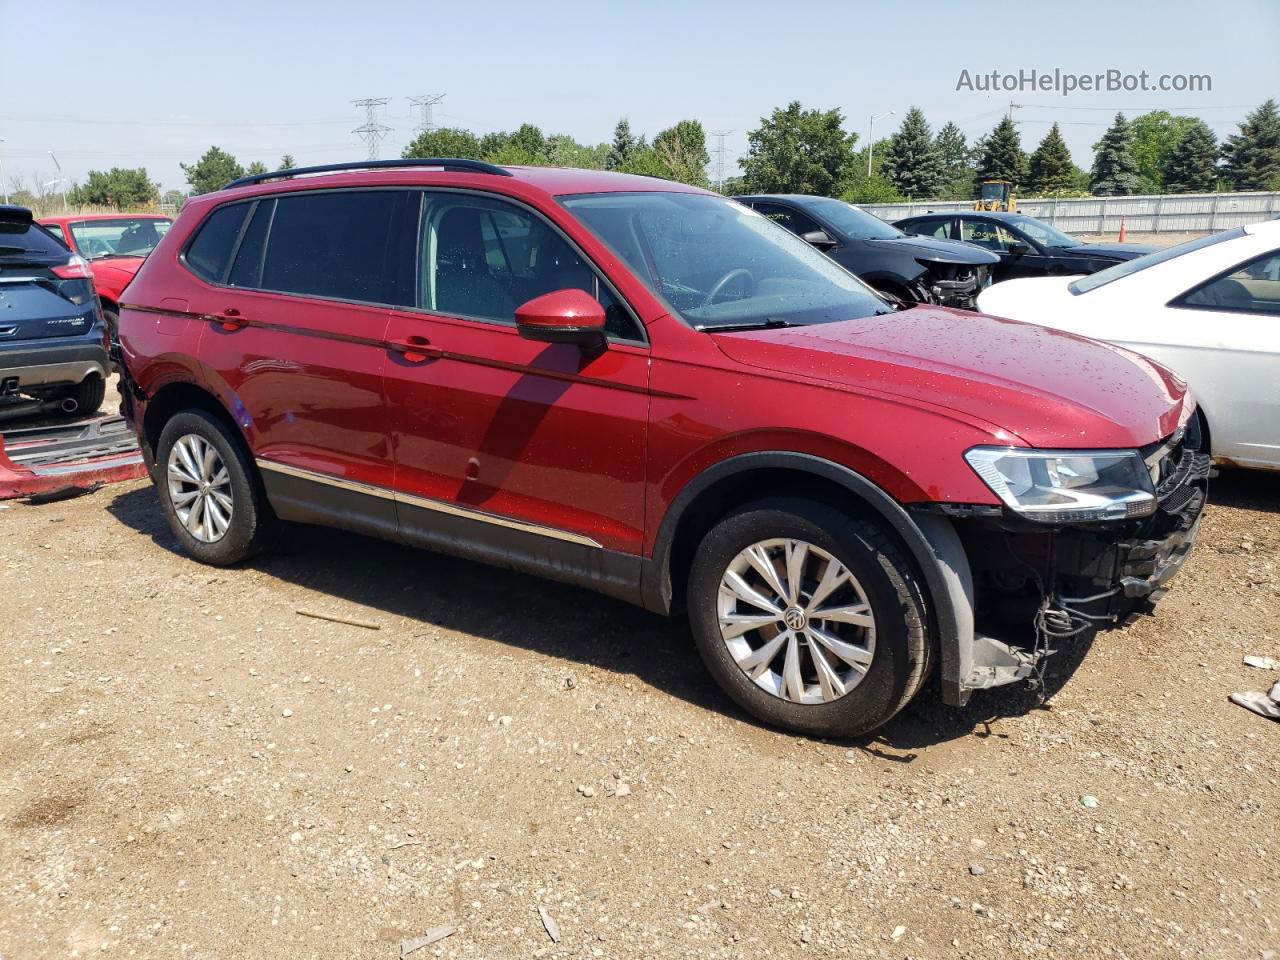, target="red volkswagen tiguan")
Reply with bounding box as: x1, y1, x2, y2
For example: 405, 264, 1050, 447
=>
116, 159, 1208, 737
